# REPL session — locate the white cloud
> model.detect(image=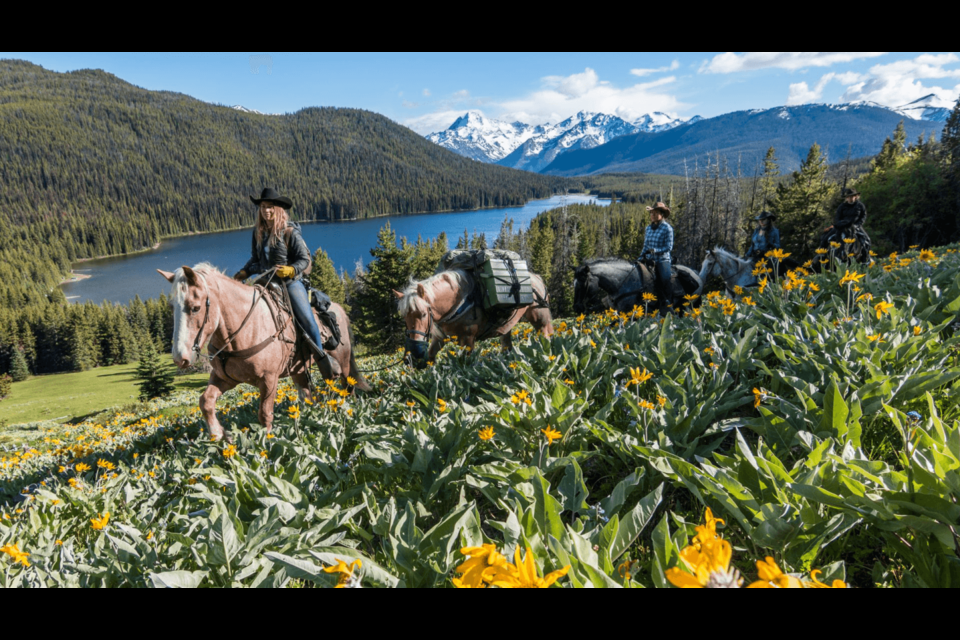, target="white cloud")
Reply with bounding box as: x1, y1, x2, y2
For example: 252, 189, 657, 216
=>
404, 68, 688, 134
787, 54, 960, 108
630, 59, 680, 77
701, 52, 887, 74
786, 72, 863, 104
422, 88, 431, 97
497, 68, 686, 126
404, 110, 474, 135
